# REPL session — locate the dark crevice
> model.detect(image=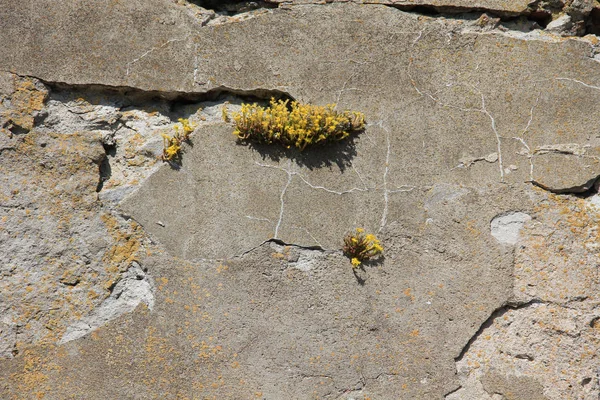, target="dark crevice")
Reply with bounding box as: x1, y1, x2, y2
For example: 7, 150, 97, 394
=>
105, 277, 120, 294
581, 377, 592, 386
443, 384, 462, 397
397, 4, 550, 29
104, 262, 145, 295
267, 238, 325, 251
102, 142, 117, 157
514, 353, 534, 361
59, 279, 80, 287
39, 78, 295, 107
373, 2, 515, 17
363, 1, 549, 21
5, 124, 30, 136
234, 238, 331, 259
404, 5, 441, 16
0, 147, 16, 155
531, 175, 600, 197
385, 0, 594, 34
526, 0, 600, 35
455, 299, 543, 362
588, 8, 600, 36
188, 0, 277, 15
524, 0, 558, 28
574, 178, 600, 198
96, 143, 115, 193
527, 10, 552, 28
